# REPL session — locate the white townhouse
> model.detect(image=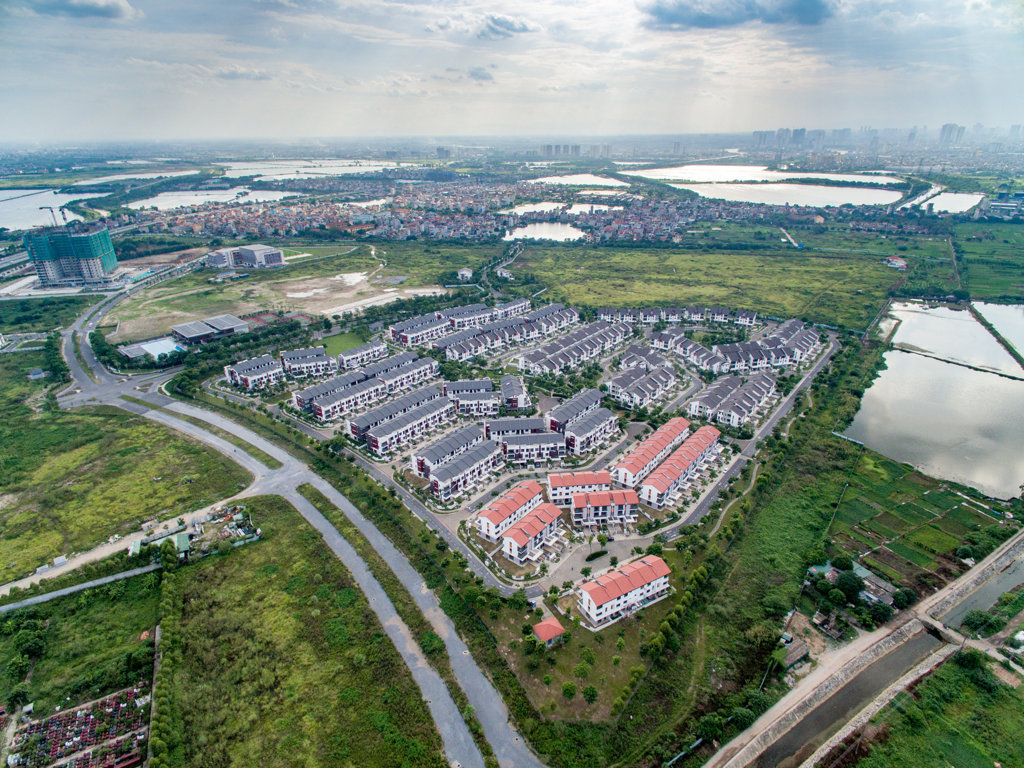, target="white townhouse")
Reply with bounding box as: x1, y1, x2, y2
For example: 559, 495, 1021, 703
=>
375, 357, 439, 394
412, 424, 484, 477
455, 390, 502, 416
346, 385, 445, 440
546, 470, 612, 507
611, 417, 691, 488
293, 371, 366, 411
224, 355, 284, 390
564, 407, 618, 456
501, 432, 566, 466
338, 339, 388, 369
311, 378, 387, 422
501, 503, 563, 565
430, 441, 504, 503
638, 426, 721, 509
571, 489, 639, 529
365, 398, 456, 456
548, 388, 603, 432
280, 346, 338, 379
474, 480, 545, 541
577, 555, 671, 628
